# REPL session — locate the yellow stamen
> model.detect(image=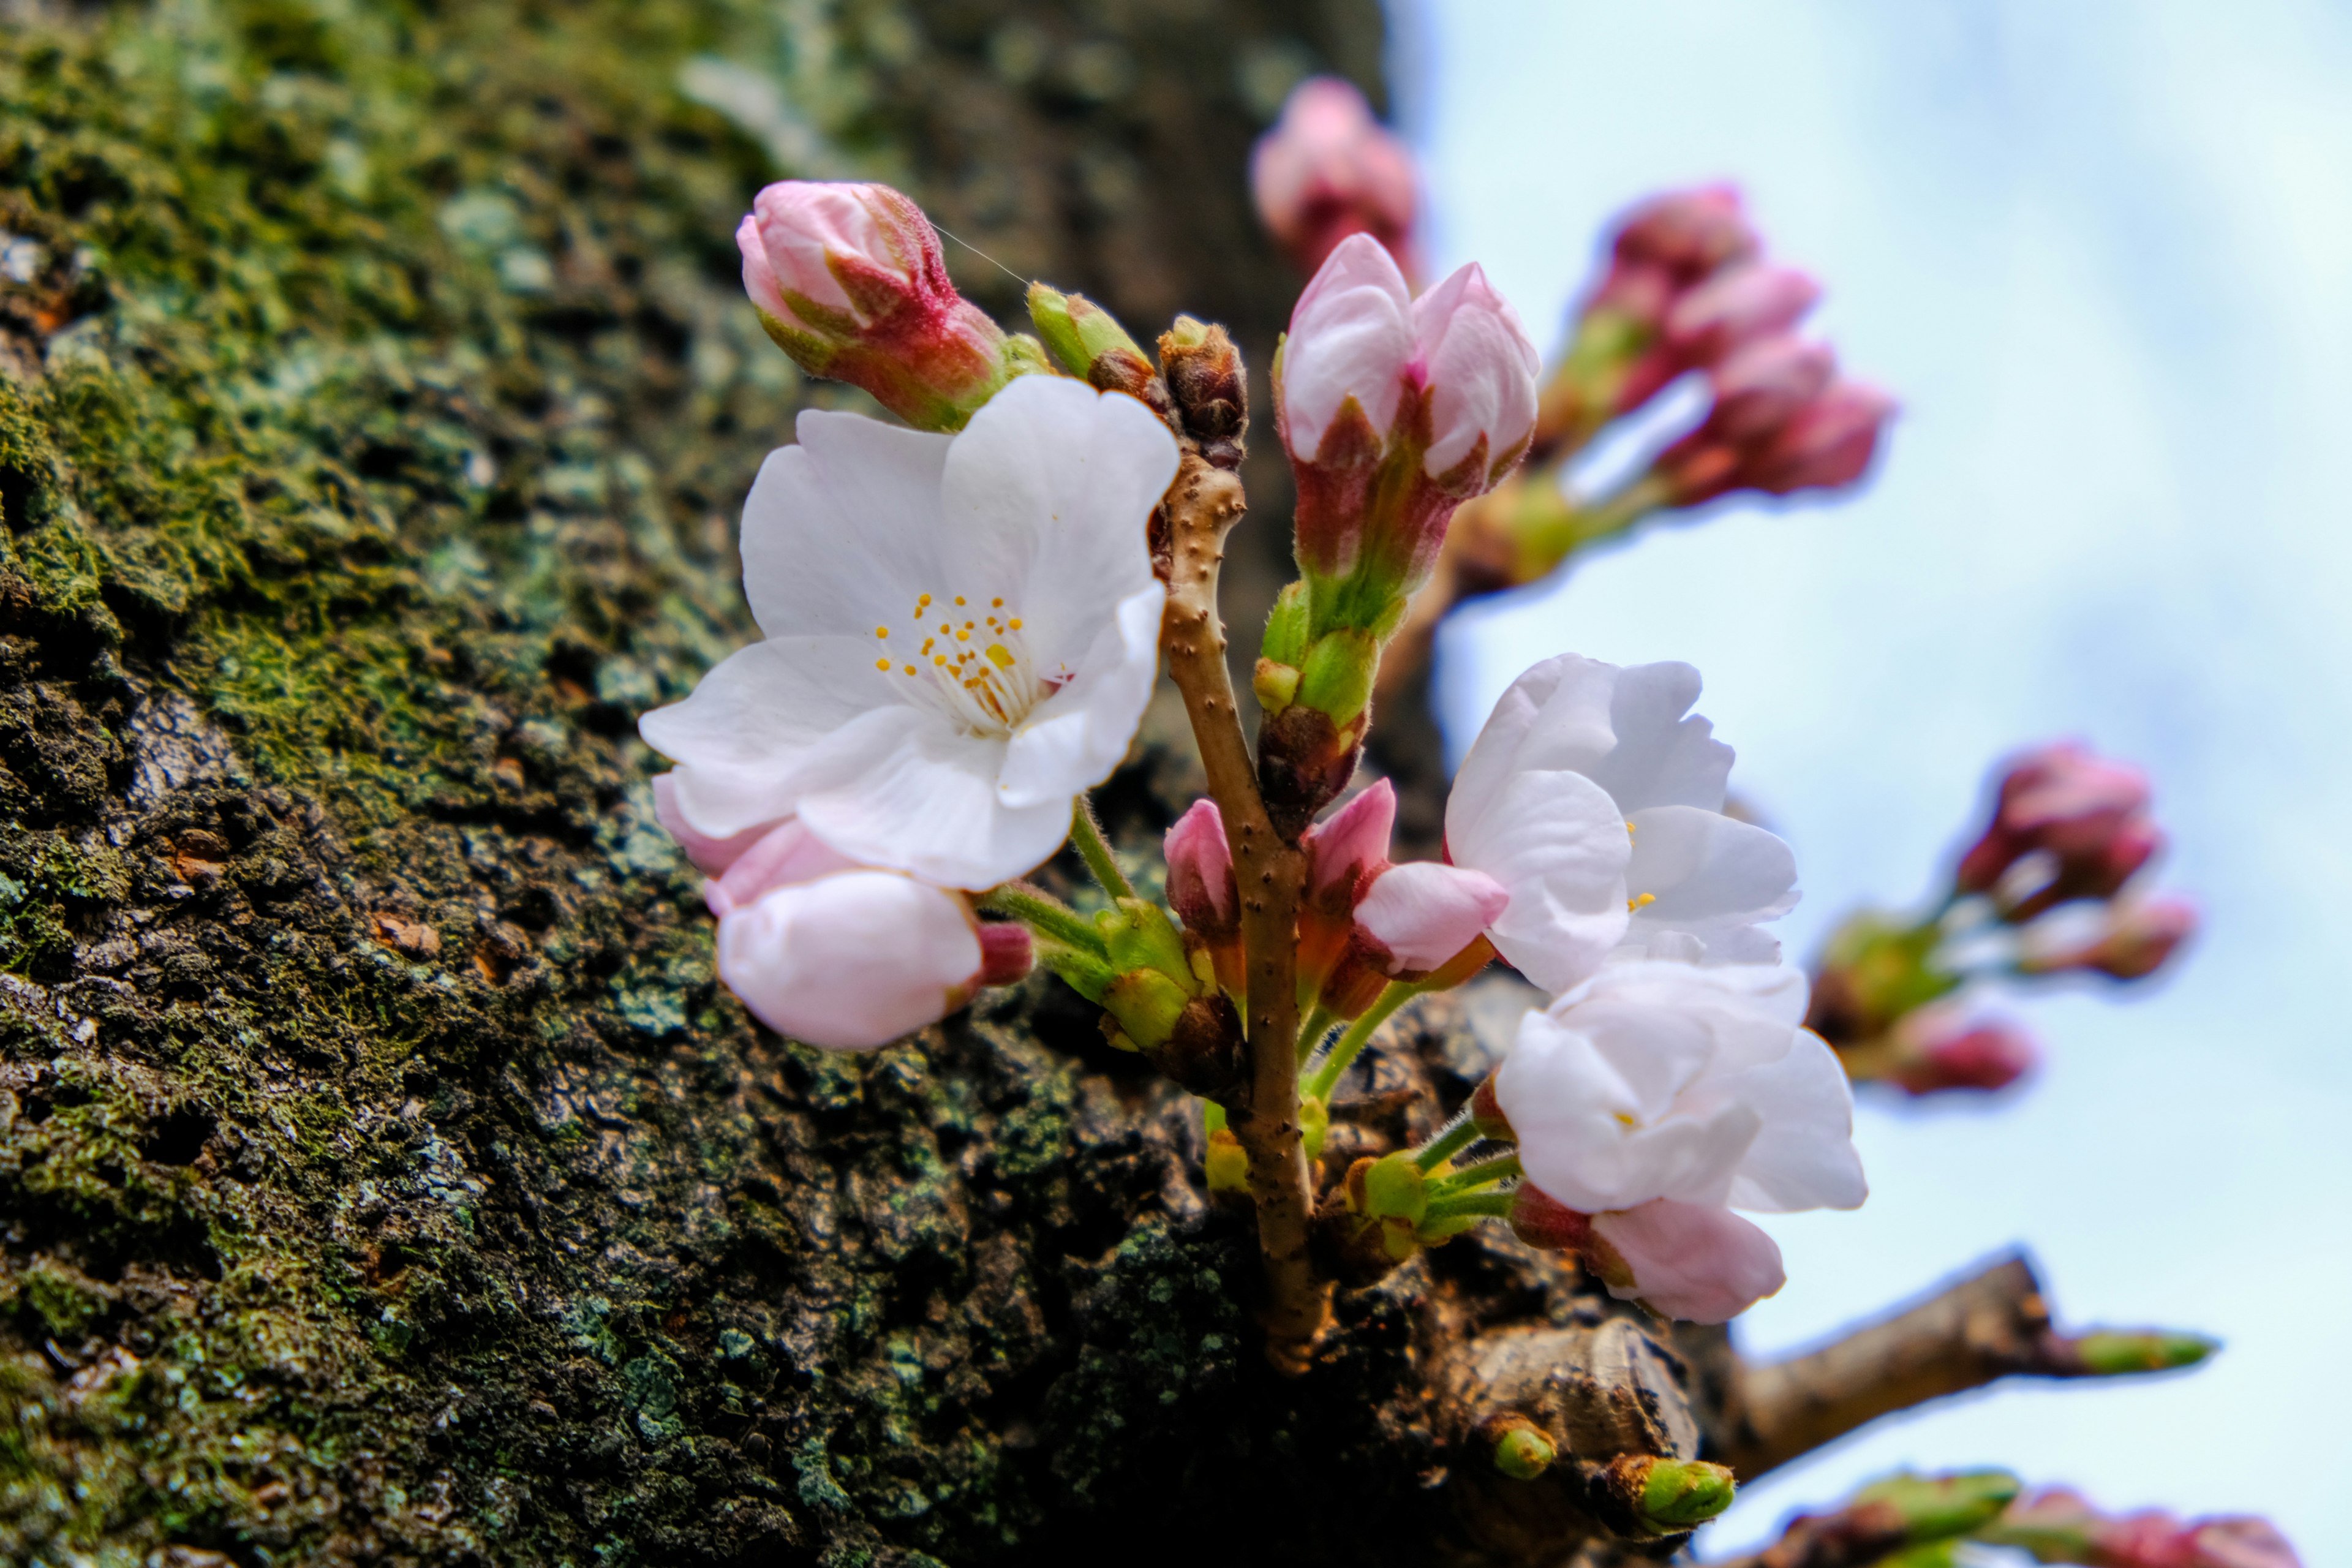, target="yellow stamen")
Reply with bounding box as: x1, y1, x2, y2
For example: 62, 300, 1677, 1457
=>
954, 596, 966, 606
1613, 1111, 1638, 1128
956, 628, 970, 641
985, 643, 1017, 669
1629, 893, 1657, 911
875, 657, 891, 671
918, 594, 932, 606
1008, 617, 1022, 630
875, 627, 889, 639
992, 597, 1004, 608
903, 664, 916, 676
